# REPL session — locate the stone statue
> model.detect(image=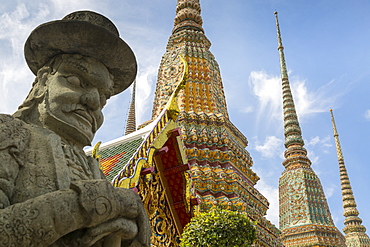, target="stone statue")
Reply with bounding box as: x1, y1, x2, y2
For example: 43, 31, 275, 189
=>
0, 11, 150, 247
